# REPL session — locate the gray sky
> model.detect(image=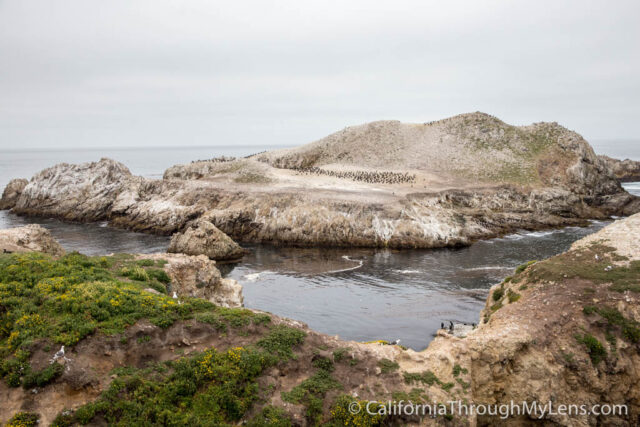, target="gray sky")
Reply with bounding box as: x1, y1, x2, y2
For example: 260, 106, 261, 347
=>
1, 0, 639, 150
